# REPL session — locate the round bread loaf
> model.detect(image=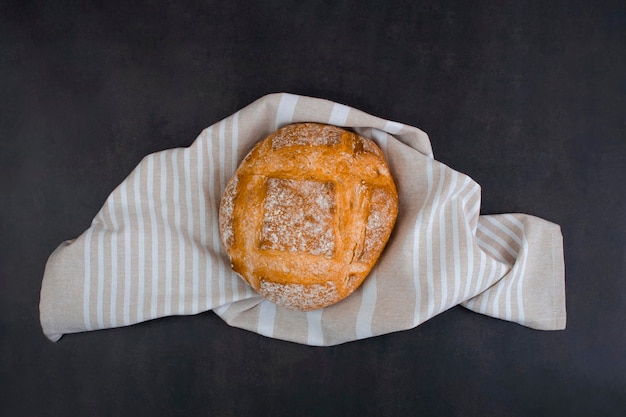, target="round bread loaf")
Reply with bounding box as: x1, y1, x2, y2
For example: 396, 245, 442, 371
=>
218, 122, 398, 311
